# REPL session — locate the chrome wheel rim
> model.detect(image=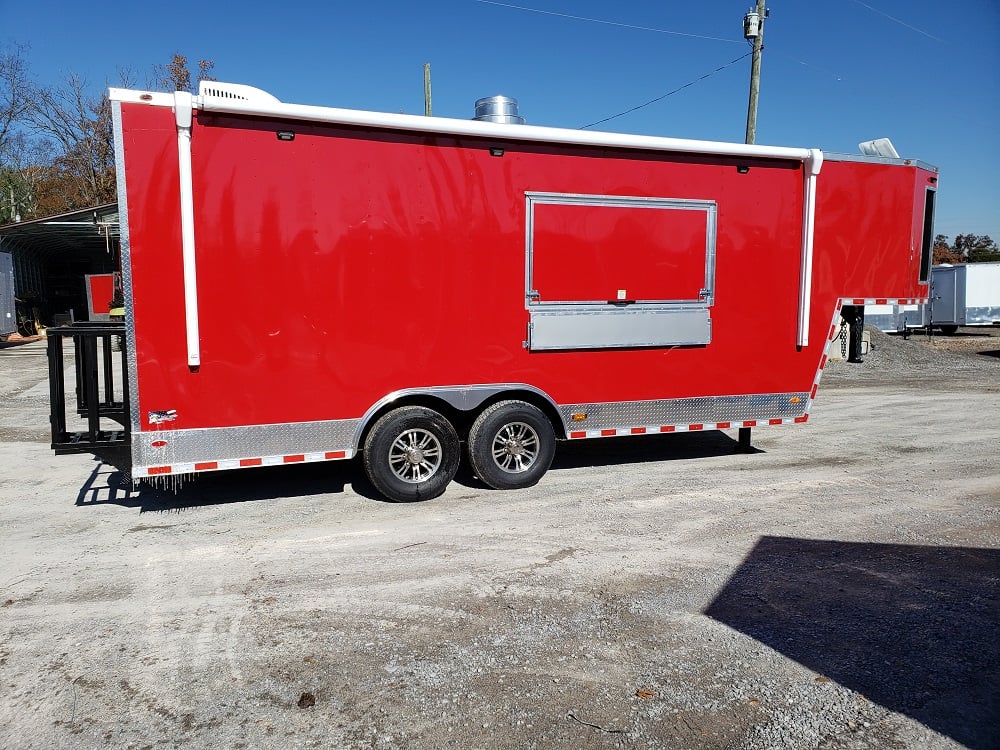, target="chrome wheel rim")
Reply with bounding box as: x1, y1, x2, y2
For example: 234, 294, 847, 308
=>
491, 422, 539, 474
388, 428, 442, 483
